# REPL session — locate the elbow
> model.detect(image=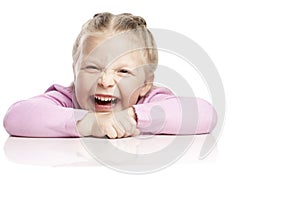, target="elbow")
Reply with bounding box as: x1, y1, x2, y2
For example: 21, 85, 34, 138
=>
3, 102, 30, 137
208, 106, 218, 133
3, 108, 18, 136
196, 99, 218, 134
